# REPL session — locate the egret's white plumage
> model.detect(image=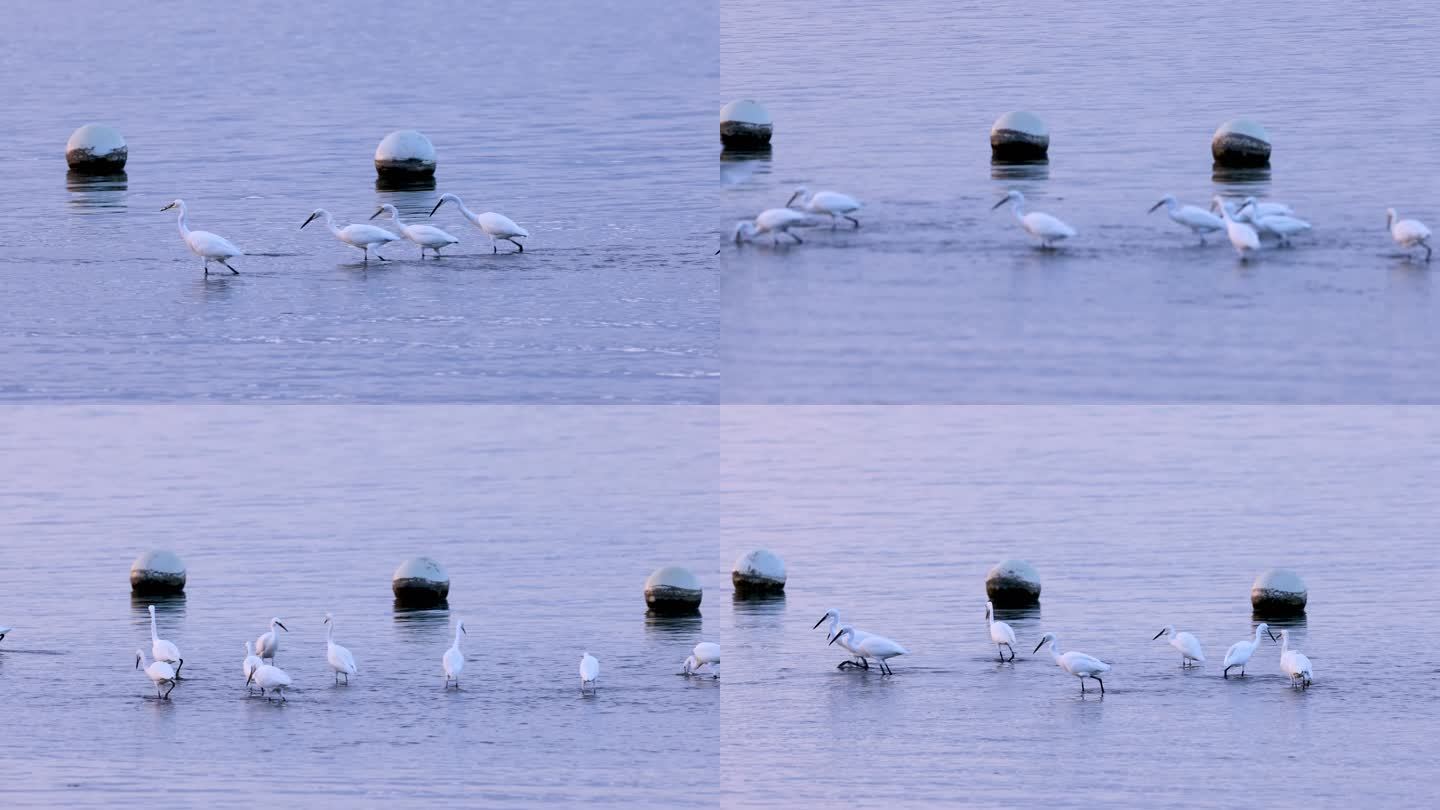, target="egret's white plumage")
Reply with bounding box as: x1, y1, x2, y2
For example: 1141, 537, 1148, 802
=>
301, 209, 399, 262
830, 626, 907, 675
161, 199, 242, 275
1153, 625, 1206, 668
443, 620, 467, 688
986, 601, 1018, 662
242, 641, 263, 694
1238, 196, 1295, 218
136, 649, 177, 699
1222, 623, 1271, 679
1240, 202, 1311, 245
255, 617, 288, 663
813, 609, 871, 669
1387, 208, 1432, 262
248, 662, 293, 701
371, 204, 459, 258
1213, 195, 1261, 259
683, 641, 721, 677
147, 604, 182, 677
732, 208, 810, 246
1035, 632, 1110, 694
992, 190, 1076, 248
1277, 629, 1313, 688
1149, 195, 1224, 243
787, 186, 862, 228
323, 613, 358, 684
430, 194, 529, 253
579, 652, 600, 693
